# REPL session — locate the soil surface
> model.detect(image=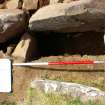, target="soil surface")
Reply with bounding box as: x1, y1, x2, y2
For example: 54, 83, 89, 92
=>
0, 55, 105, 103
